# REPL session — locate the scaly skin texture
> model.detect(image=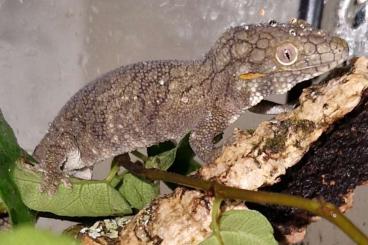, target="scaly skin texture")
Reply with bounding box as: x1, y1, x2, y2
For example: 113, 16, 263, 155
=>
33, 19, 349, 193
